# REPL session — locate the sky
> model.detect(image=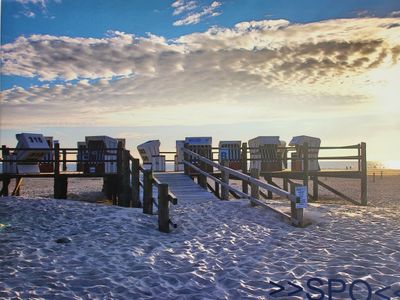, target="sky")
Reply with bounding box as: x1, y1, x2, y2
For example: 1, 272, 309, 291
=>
1, 0, 400, 166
